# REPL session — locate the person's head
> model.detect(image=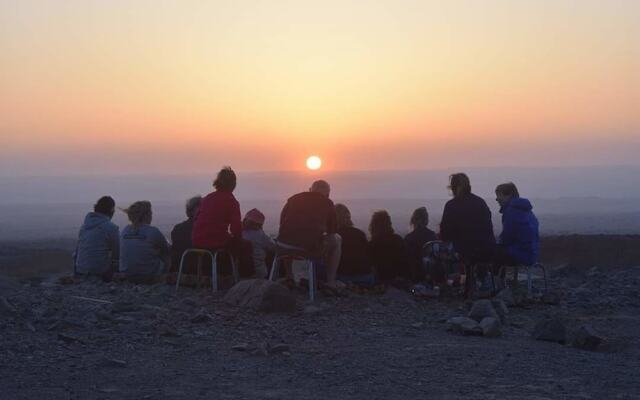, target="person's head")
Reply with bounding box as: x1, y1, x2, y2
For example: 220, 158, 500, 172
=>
242, 208, 265, 231
185, 195, 202, 219
94, 196, 115, 218
410, 207, 429, 231
310, 180, 330, 198
495, 182, 520, 207
123, 201, 152, 227
448, 173, 471, 197
369, 210, 394, 239
213, 166, 237, 192
335, 203, 353, 230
